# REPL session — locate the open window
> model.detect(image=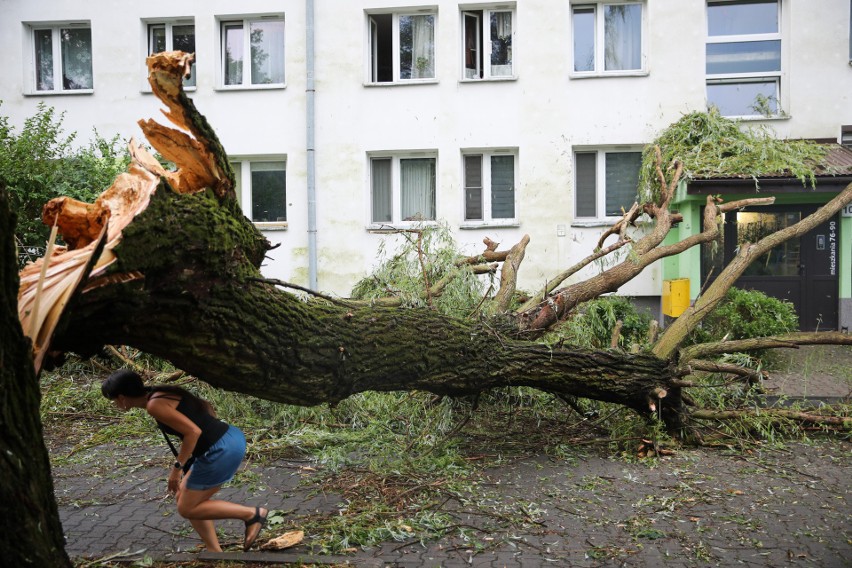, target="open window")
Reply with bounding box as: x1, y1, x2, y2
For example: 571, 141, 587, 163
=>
461, 7, 515, 80
369, 11, 436, 83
